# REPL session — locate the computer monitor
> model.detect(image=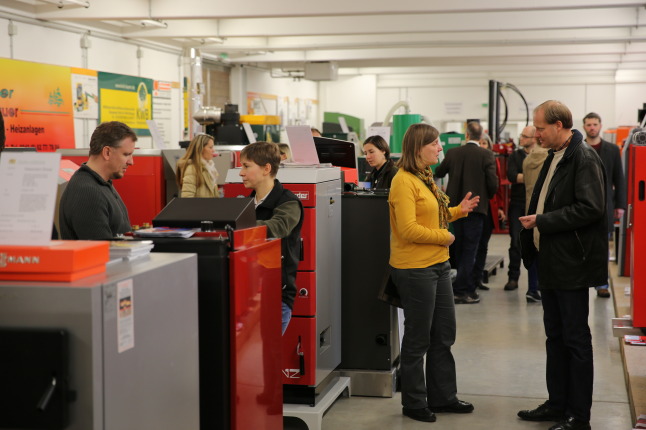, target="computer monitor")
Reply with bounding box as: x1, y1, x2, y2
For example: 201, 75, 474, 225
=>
313, 136, 357, 169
